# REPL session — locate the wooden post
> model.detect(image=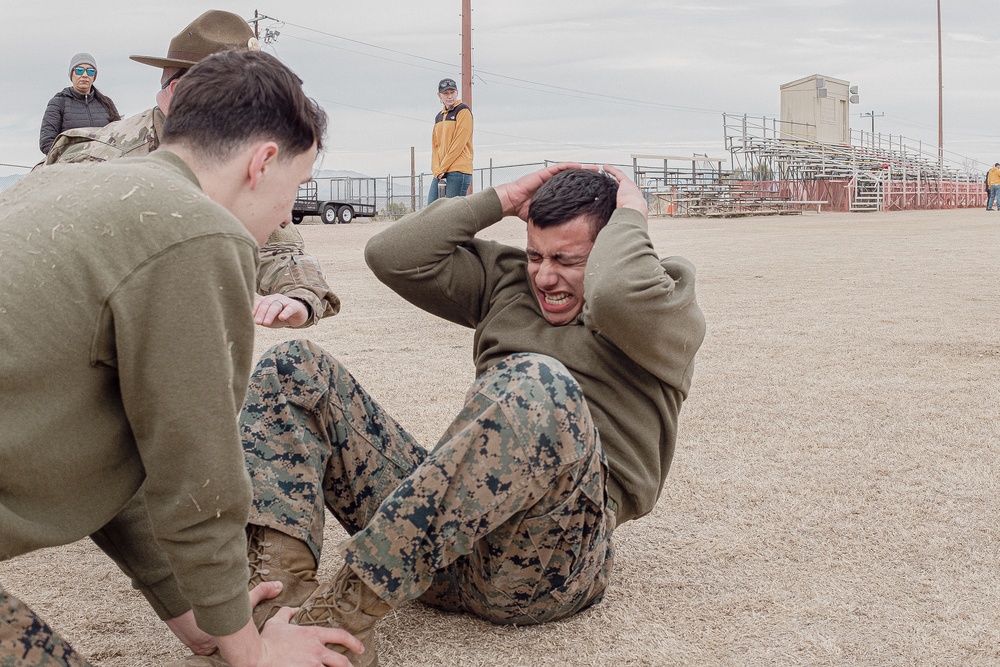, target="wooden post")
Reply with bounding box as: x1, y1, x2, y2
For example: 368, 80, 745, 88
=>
462, 0, 473, 108
410, 146, 416, 212
936, 0, 944, 170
